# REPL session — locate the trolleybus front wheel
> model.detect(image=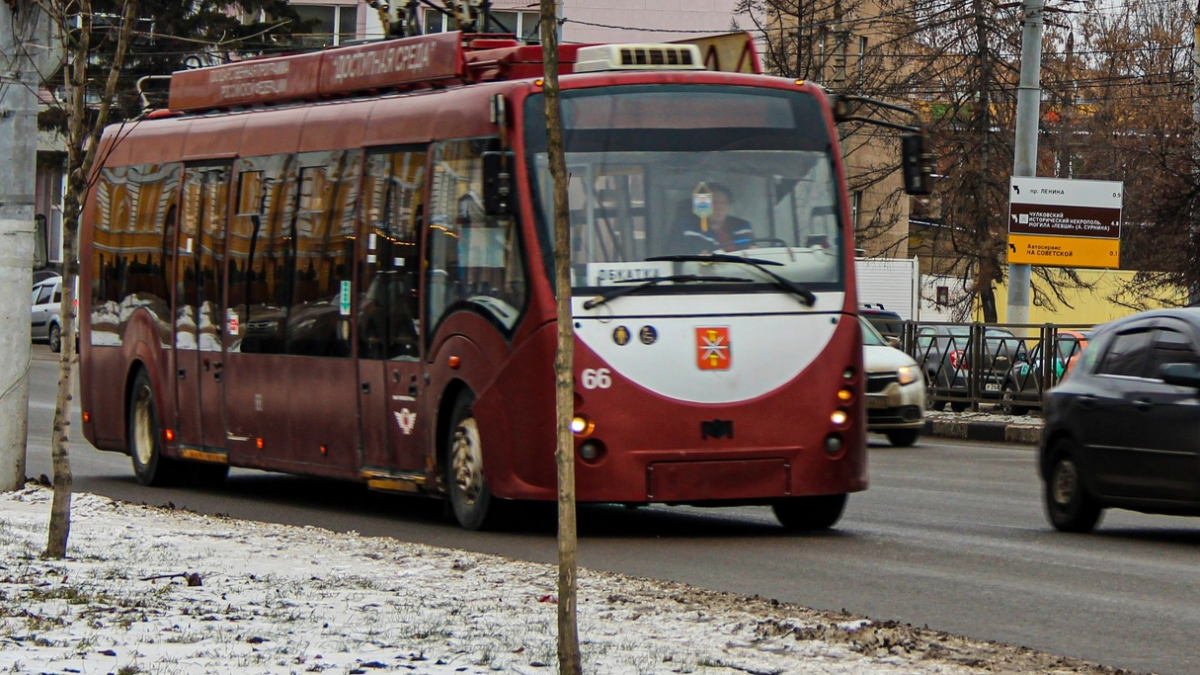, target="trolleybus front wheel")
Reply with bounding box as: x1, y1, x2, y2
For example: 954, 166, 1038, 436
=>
128, 368, 183, 486
446, 391, 502, 531
772, 493, 847, 531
